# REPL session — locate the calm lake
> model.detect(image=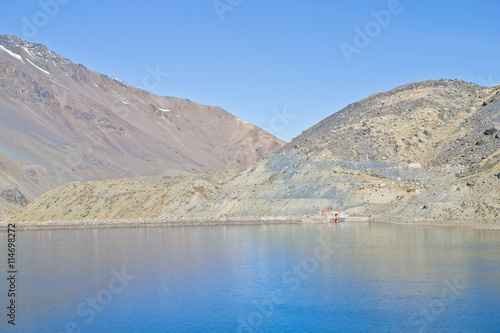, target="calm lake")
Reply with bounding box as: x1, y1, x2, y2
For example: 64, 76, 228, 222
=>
1, 222, 499, 332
